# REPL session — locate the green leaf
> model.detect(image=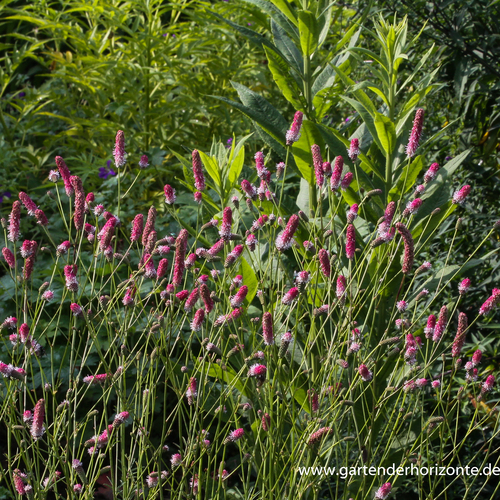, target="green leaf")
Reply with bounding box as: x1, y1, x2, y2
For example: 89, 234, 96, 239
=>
242, 0, 299, 40
269, 0, 298, 26
271, 20, 303, 76
198, 151, 221, 188
264, 46, 304, 109
239, 257, 258, 305
388, 155, 423, 203
374, 112, 396, 155
298, 10, 318, 57
291, 120, 323, 186
228, 134, 252, 184
206, 363, 249, 397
